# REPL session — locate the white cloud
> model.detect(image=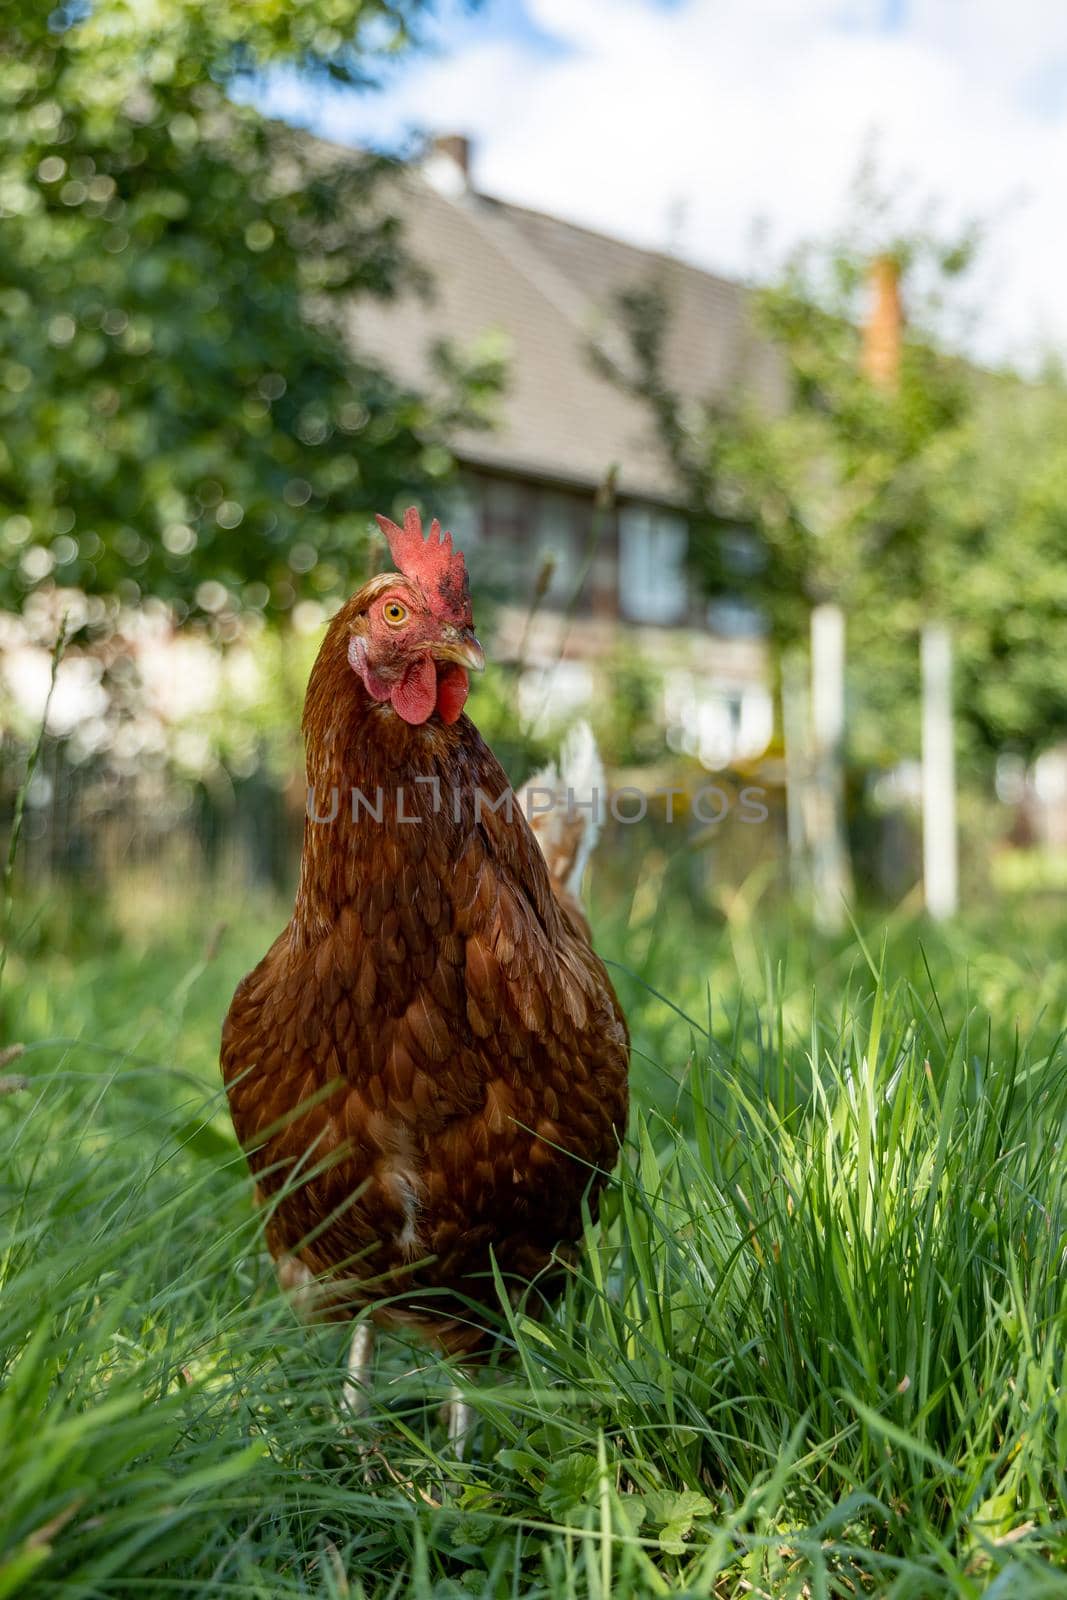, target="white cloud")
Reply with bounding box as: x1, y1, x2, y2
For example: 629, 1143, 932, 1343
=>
258, 0, 1067, 365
